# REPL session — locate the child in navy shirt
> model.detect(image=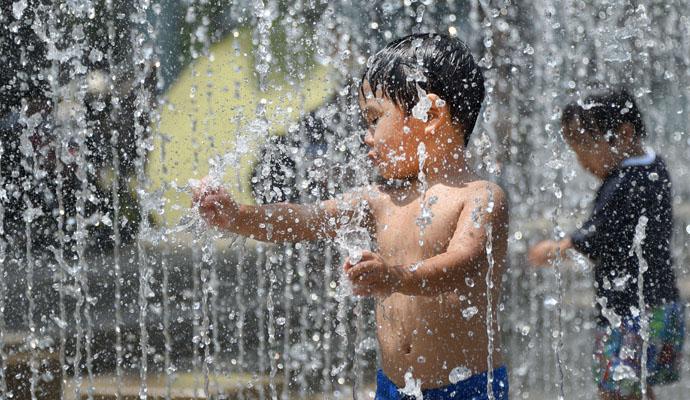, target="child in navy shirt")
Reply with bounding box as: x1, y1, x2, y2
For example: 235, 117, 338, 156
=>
529, 88, 684, 399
